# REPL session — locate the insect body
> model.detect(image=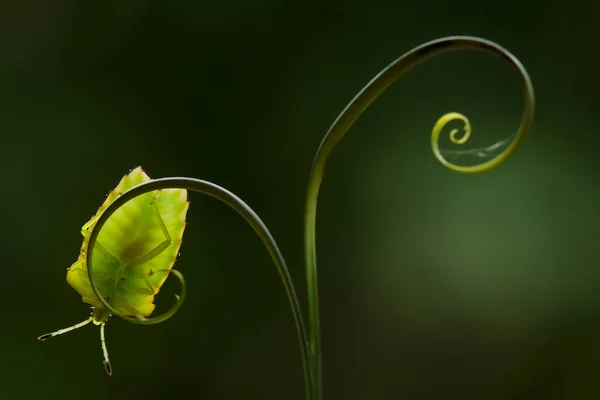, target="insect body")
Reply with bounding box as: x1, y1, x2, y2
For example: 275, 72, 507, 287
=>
38, 166, 189, 375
